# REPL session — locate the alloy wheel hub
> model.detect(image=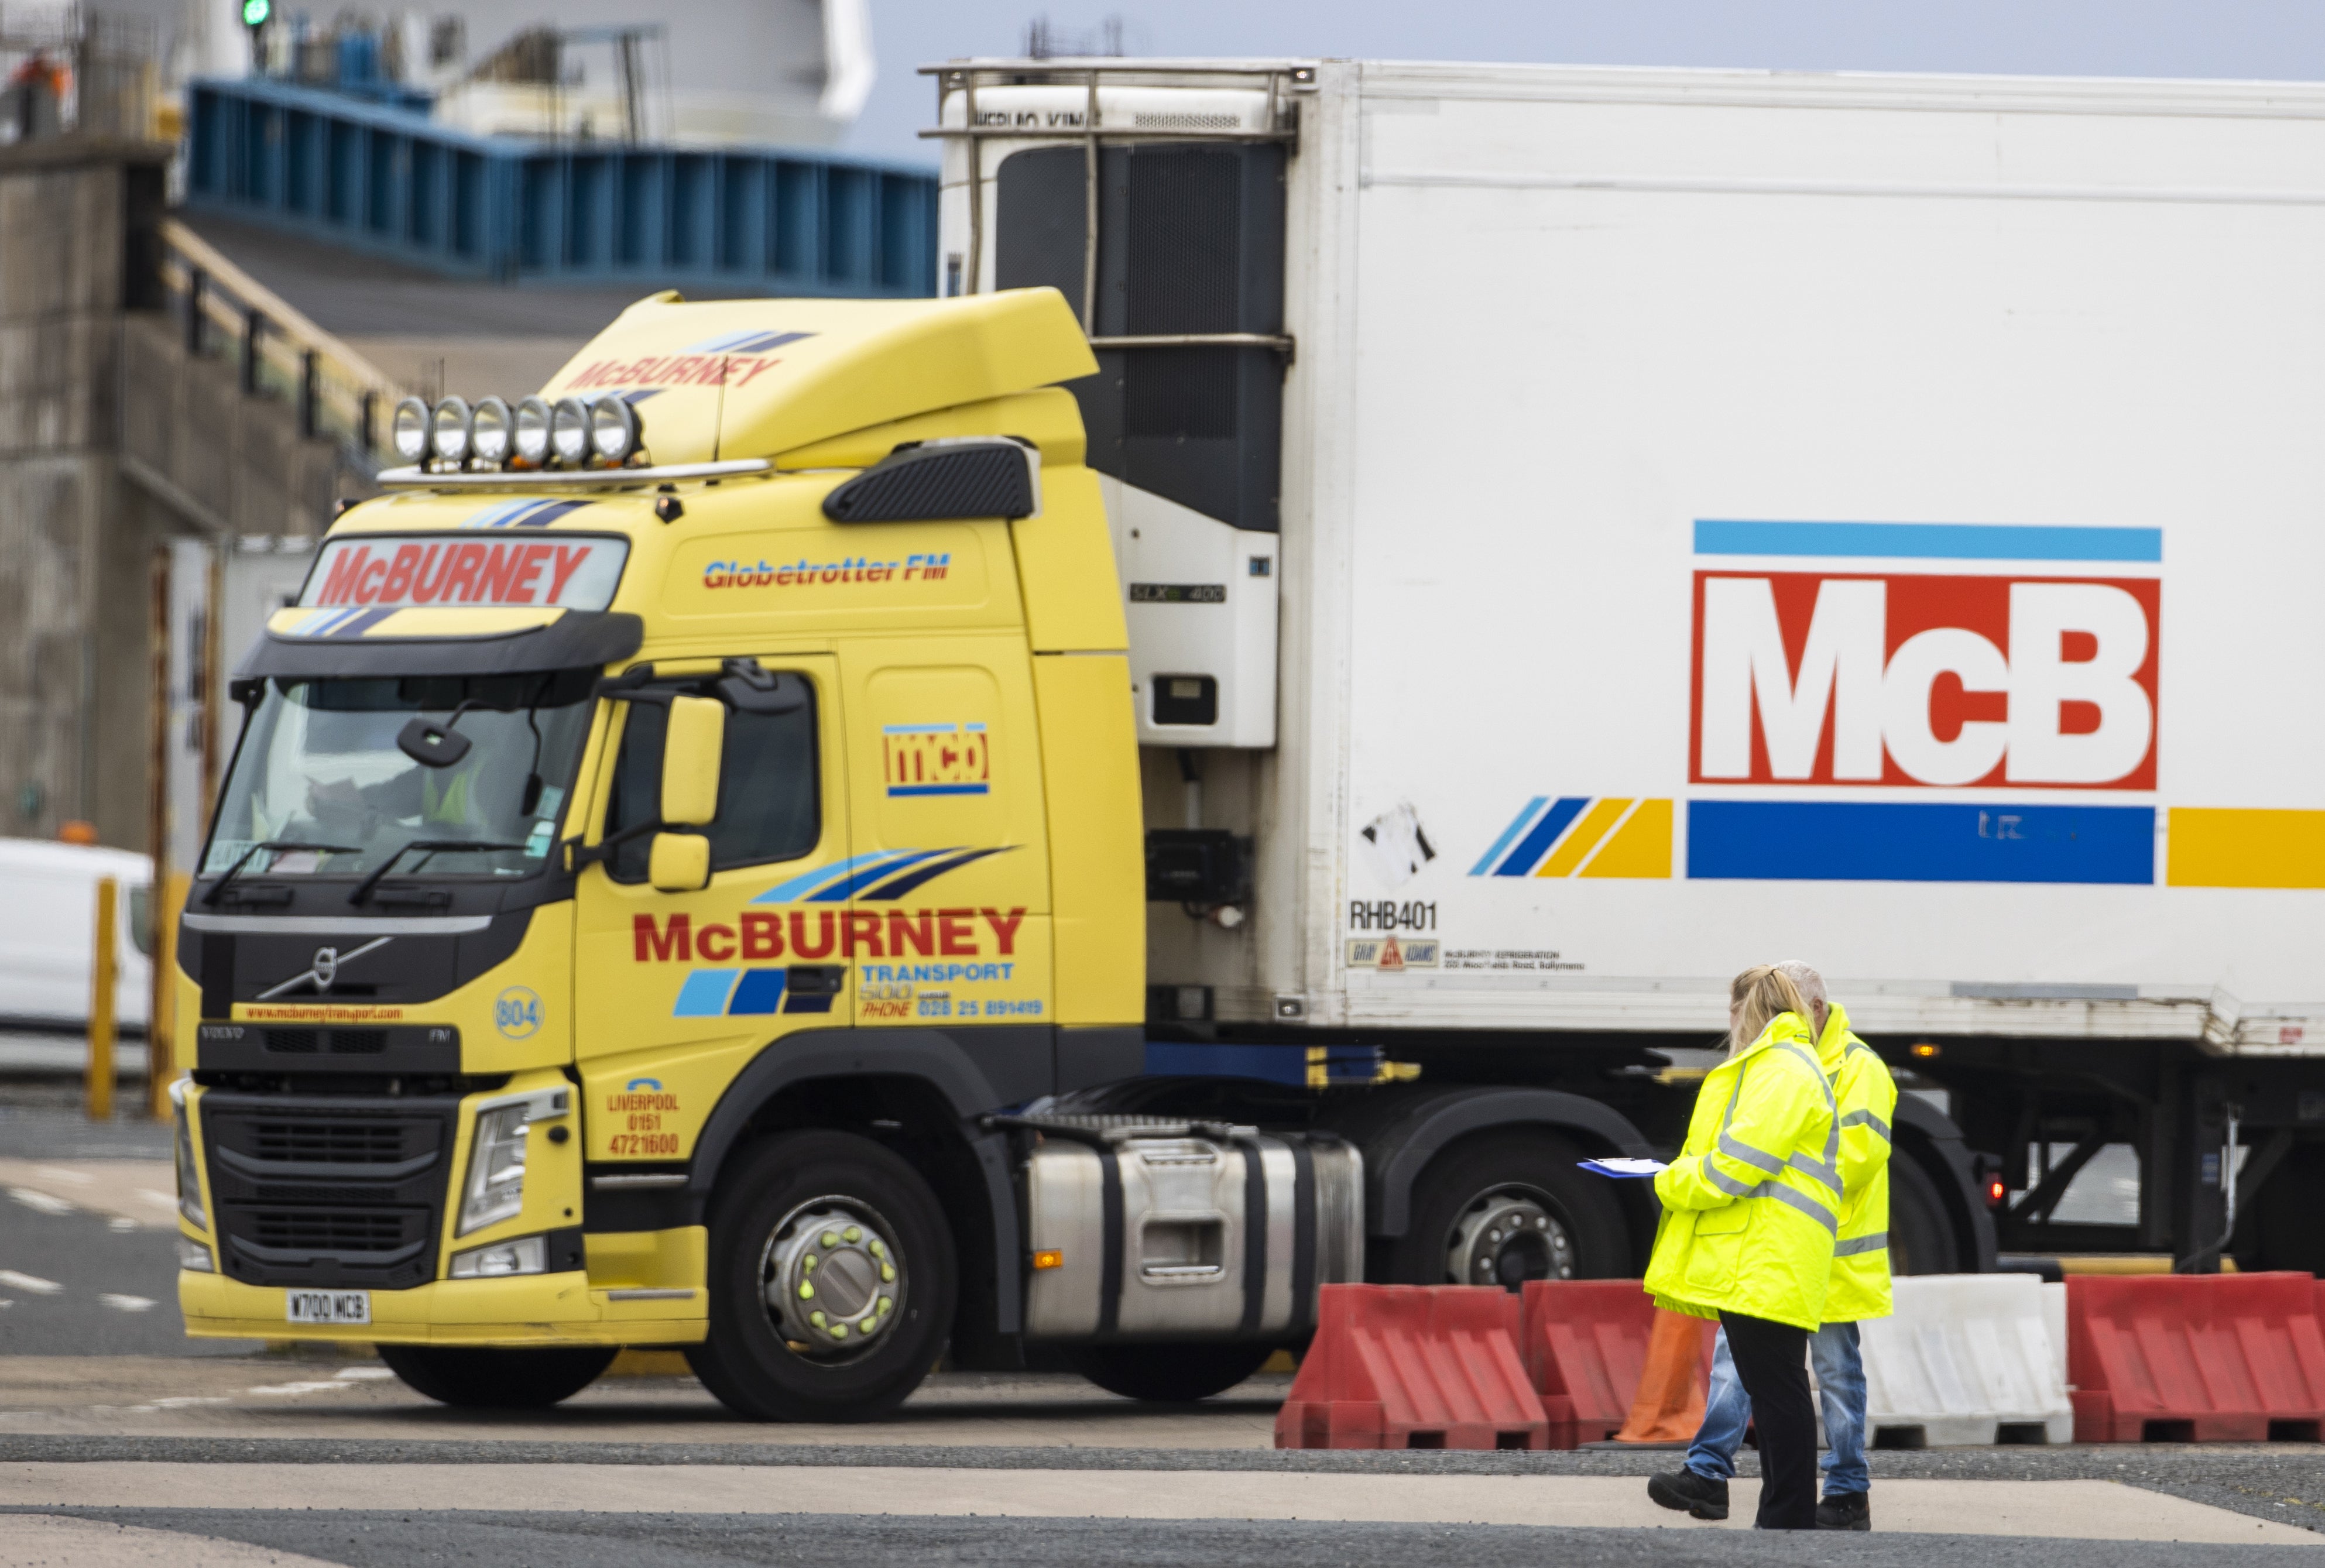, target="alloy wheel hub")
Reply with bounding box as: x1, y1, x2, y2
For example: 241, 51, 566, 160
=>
1448, 1190, 1574, 1288
761, 1200, 903, 1357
